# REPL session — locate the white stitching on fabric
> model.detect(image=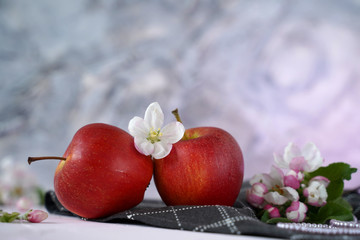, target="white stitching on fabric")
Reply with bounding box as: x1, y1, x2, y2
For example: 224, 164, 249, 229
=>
125, 210, 135, 220
171, 206, 183, 230
217, 206, 240, 234
193, 215, 257, 233
129, 205, 213, 217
